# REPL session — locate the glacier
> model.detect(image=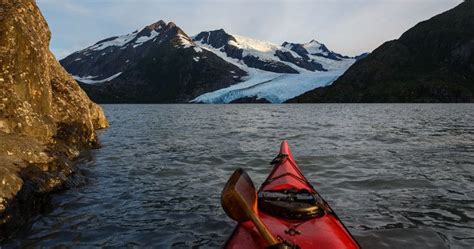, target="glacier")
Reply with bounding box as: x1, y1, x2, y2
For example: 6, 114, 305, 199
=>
191, 69, 345, 103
